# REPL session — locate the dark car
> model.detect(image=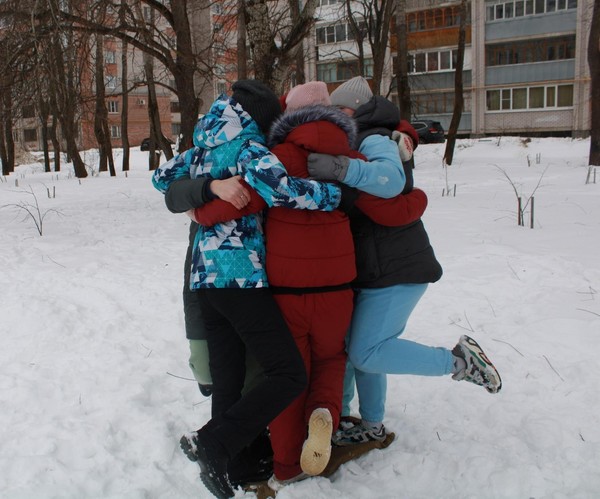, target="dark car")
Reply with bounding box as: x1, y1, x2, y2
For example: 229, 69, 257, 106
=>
140, 137, 174, 151
410, 120, 445, 144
